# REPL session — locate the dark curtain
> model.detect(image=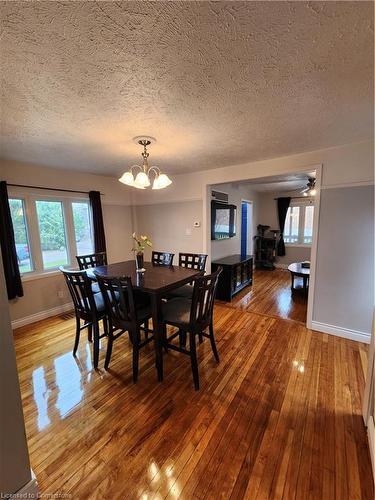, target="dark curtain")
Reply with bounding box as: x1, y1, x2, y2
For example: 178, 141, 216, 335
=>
89, 191, 107, 254
277, 197, 291, 256
0, 181, 24, 299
